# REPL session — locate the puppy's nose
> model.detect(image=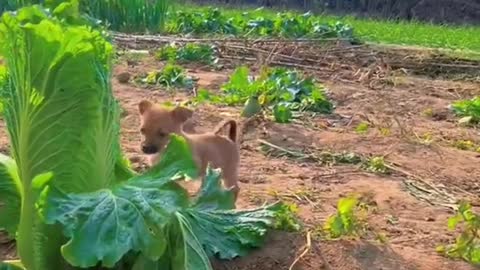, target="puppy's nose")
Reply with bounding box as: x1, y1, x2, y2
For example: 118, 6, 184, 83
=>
142, 145, 158, 154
